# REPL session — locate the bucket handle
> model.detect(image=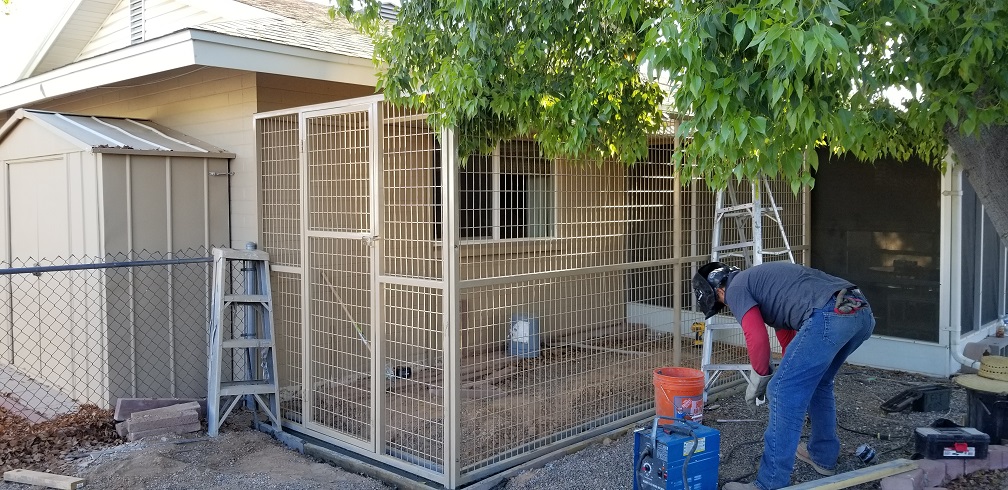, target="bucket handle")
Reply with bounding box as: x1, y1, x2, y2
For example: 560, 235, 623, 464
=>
651, 415, 701, 449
